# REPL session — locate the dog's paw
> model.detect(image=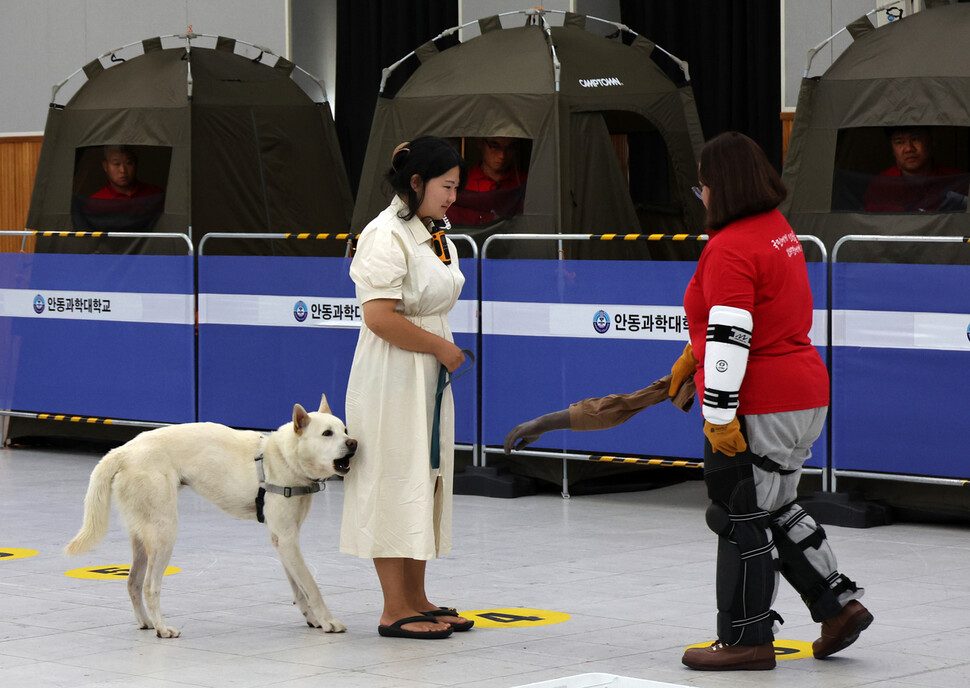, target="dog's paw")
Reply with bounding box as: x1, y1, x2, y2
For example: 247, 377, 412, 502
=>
155, 625, 181, 638
321, 618, 346, 633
